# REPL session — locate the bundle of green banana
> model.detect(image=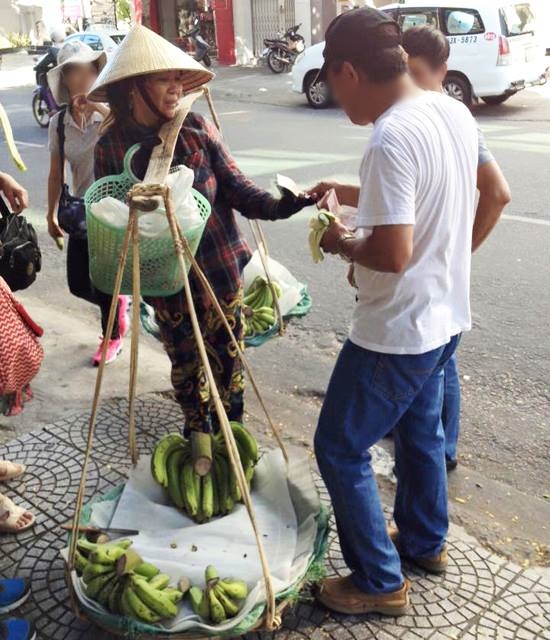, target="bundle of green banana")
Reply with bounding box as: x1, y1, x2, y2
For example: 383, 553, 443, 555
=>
75, 538, 186, 624
189, 565, 249, 624
151, 422, 260, 524
242, 276, 282, 337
